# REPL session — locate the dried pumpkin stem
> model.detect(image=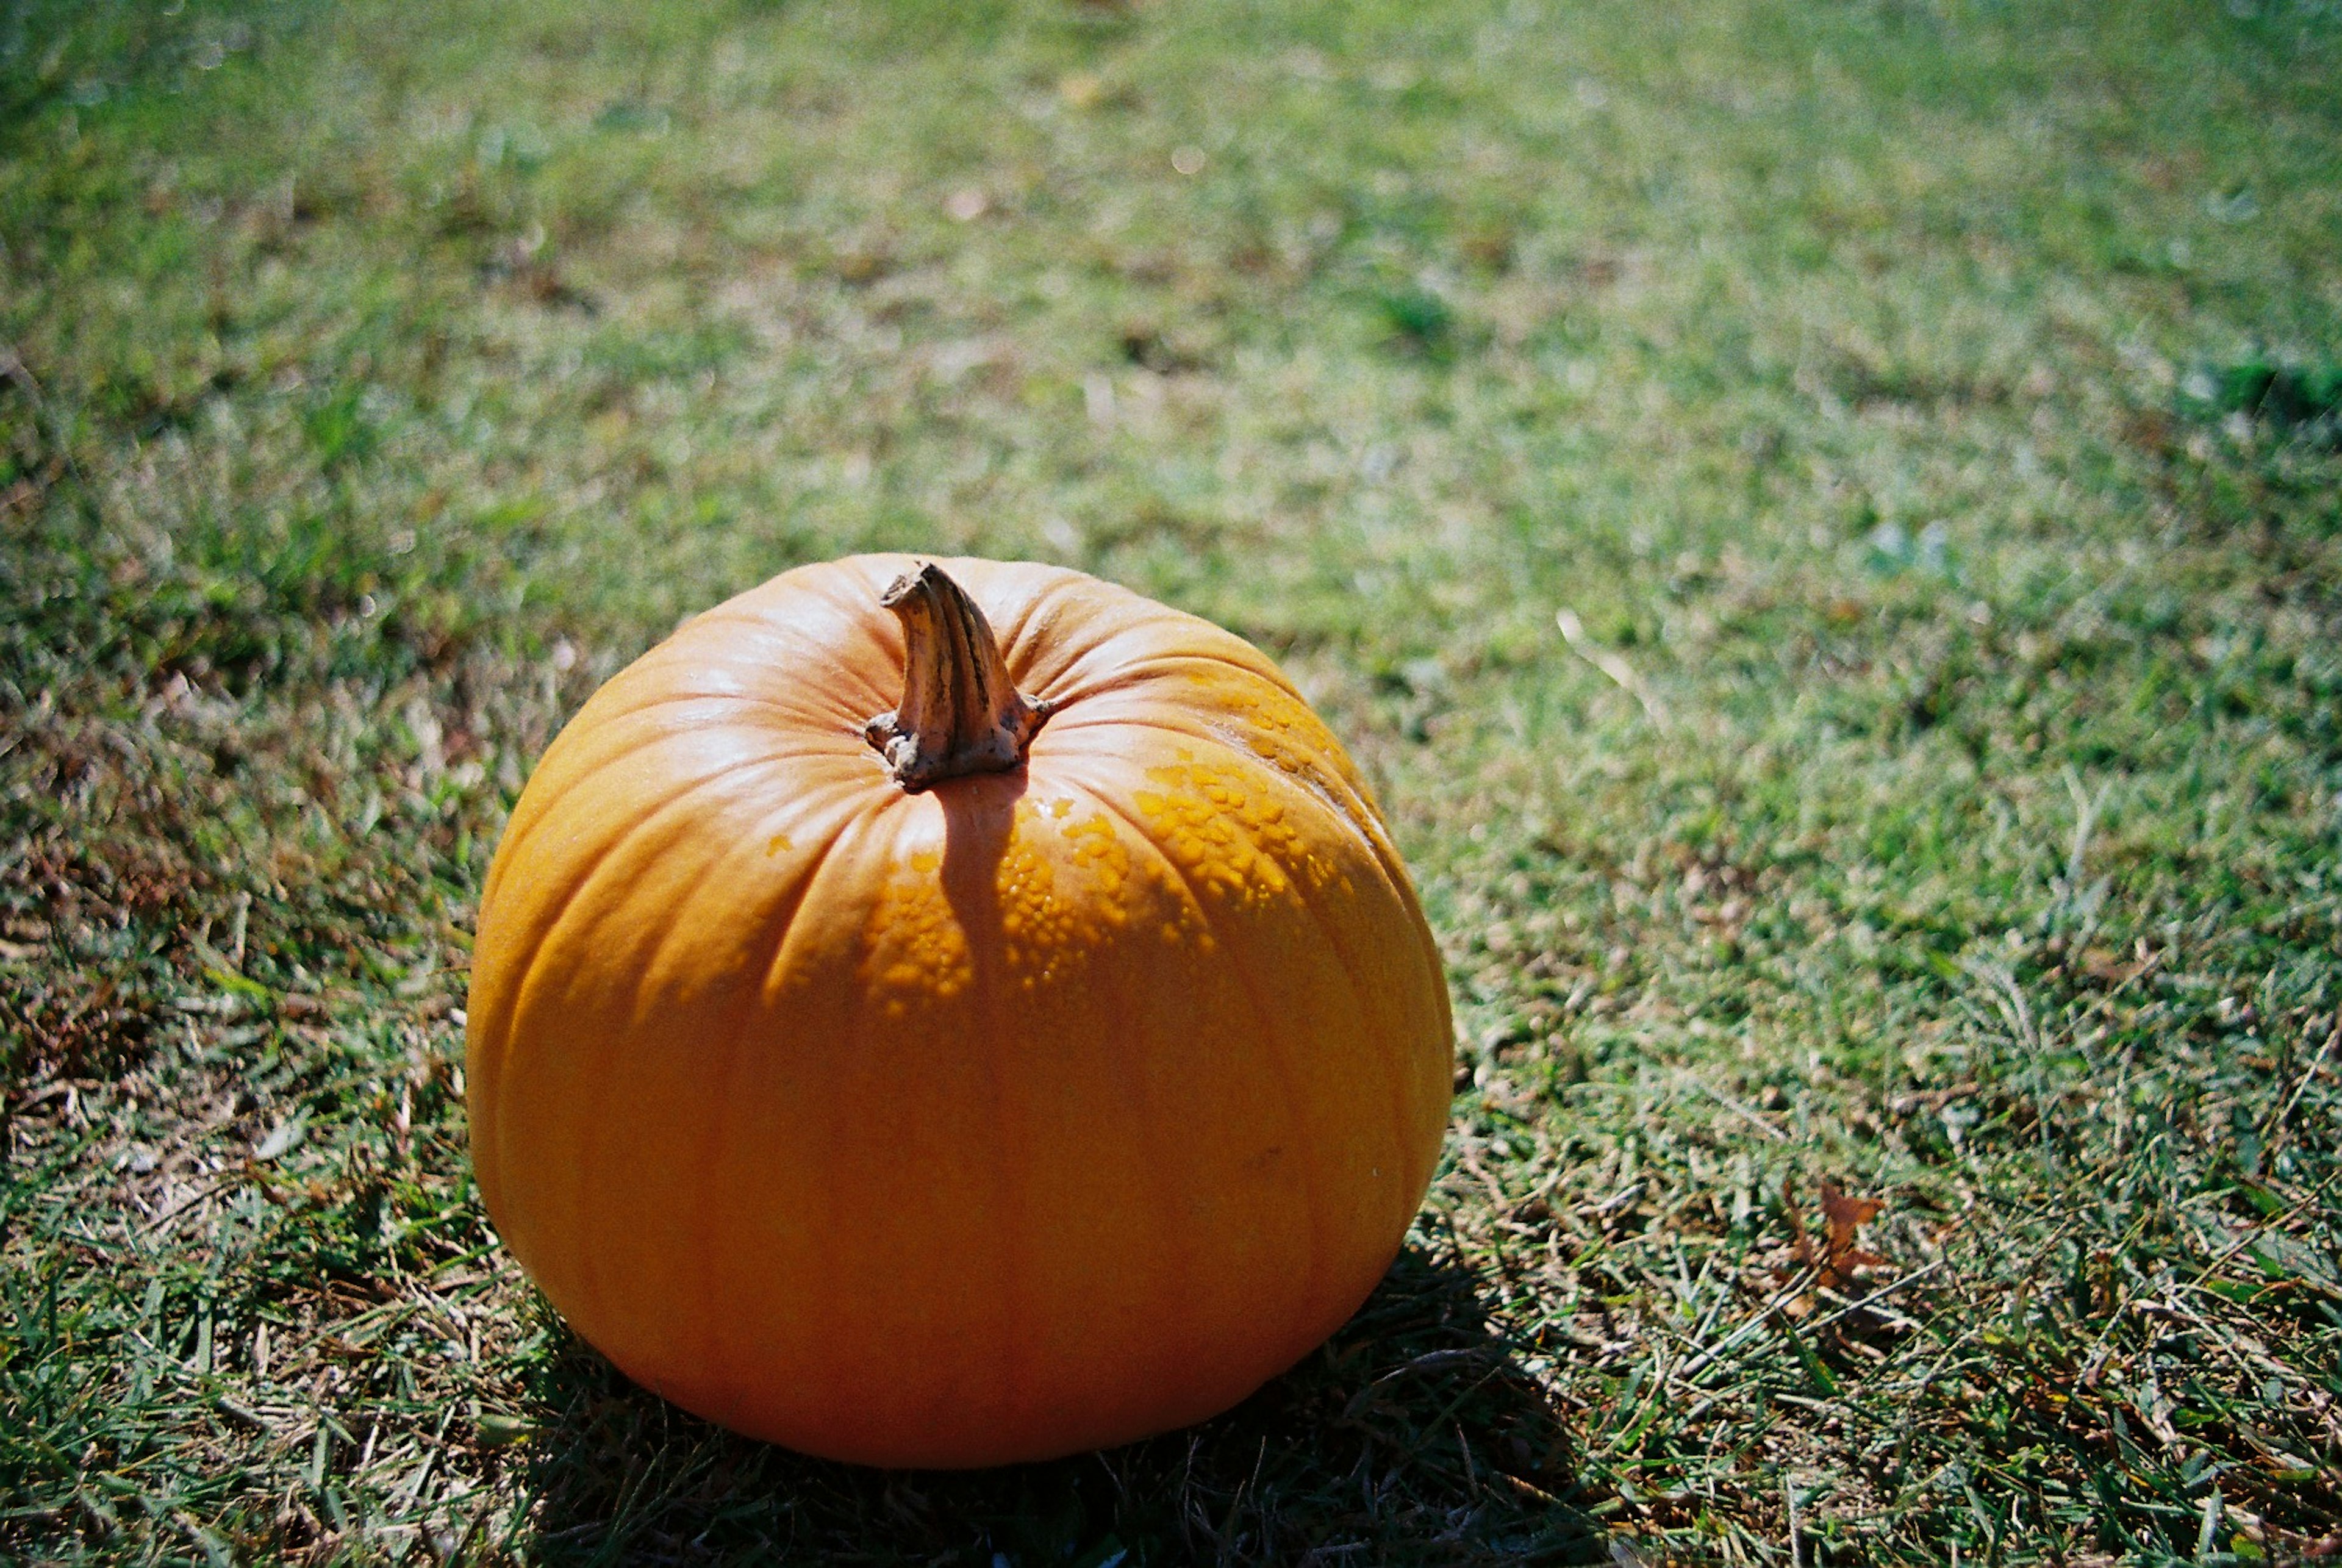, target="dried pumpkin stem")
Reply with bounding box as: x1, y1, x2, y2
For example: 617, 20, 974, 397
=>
865, 563, 1051, 791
